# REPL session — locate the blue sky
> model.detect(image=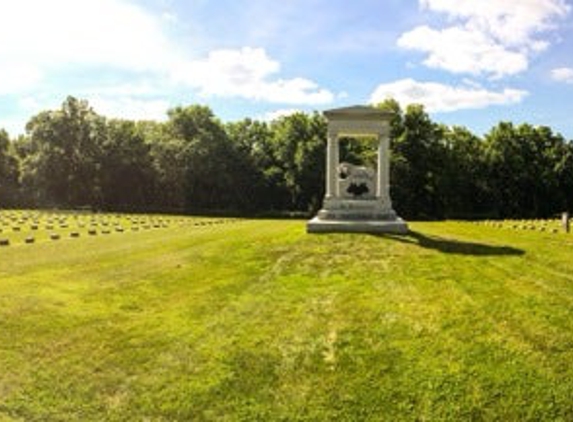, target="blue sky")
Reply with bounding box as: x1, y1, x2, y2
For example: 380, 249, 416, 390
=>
1, 0, 572, 138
